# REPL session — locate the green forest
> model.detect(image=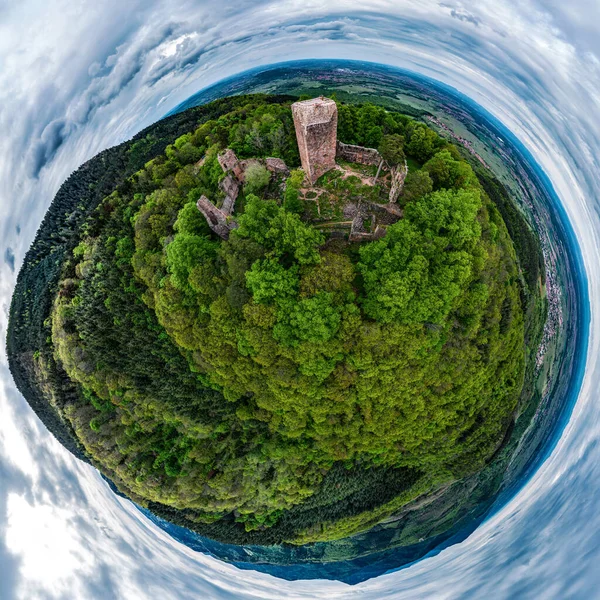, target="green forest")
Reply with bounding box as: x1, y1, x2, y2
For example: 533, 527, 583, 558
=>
7, 94, 545, 545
